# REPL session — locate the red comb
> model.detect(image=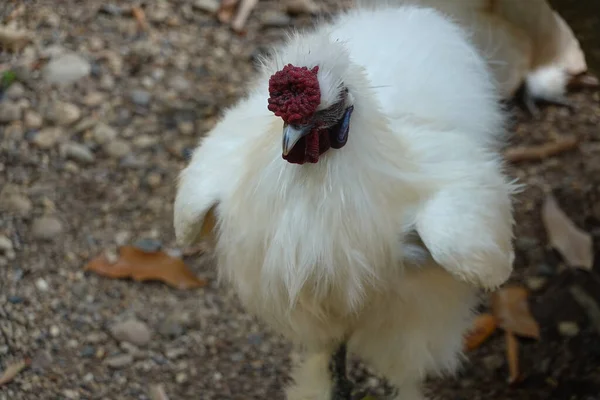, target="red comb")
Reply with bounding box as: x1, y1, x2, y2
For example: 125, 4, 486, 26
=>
267, 64, 320, 125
